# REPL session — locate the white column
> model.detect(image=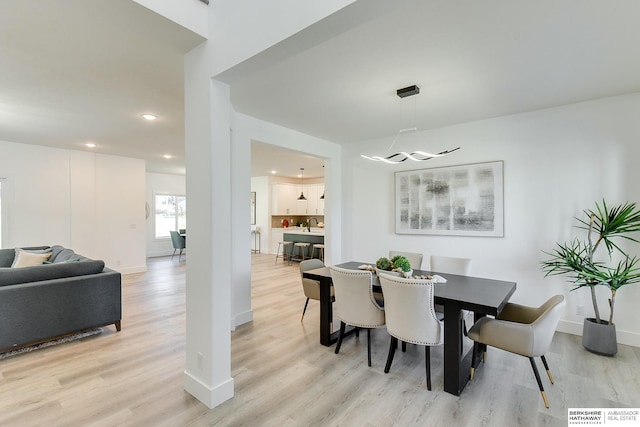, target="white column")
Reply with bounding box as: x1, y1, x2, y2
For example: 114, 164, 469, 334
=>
183, 43, 234, 408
